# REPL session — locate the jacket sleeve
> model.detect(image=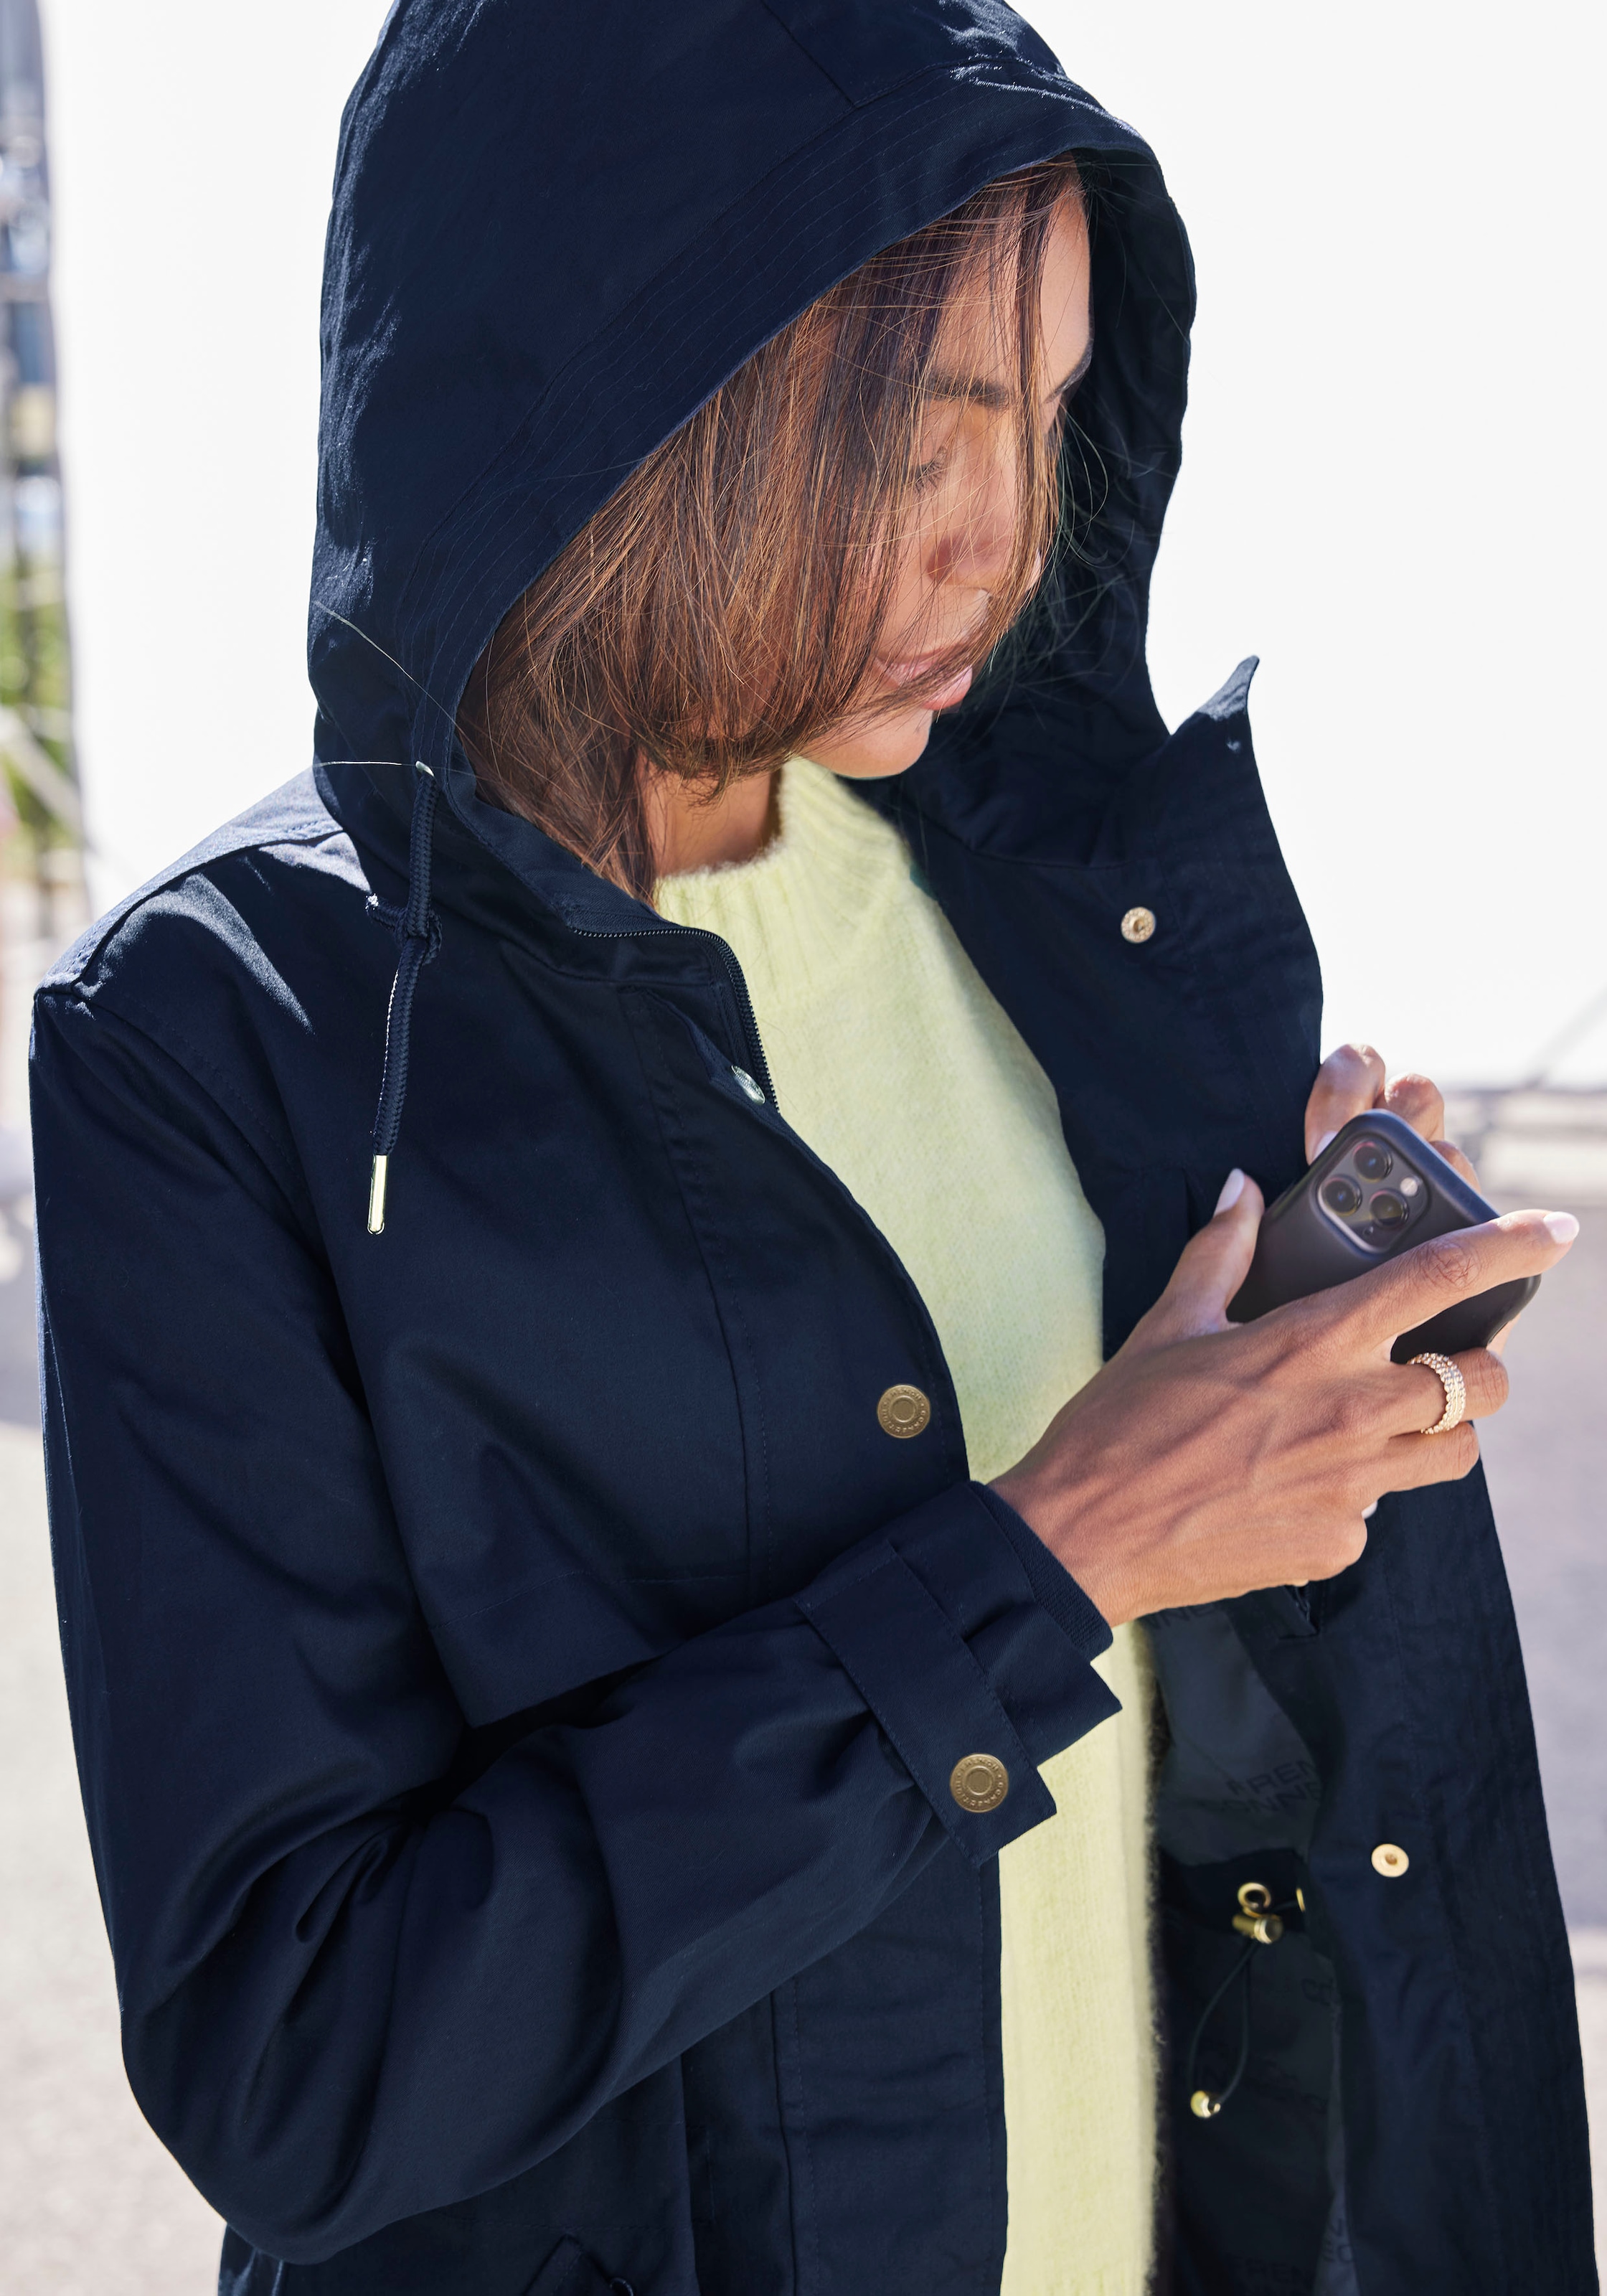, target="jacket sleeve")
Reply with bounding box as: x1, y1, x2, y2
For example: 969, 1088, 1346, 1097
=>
30, 982, 1118, 2264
